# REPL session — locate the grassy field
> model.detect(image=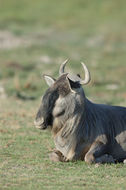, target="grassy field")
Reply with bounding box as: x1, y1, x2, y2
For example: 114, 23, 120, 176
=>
0, 0, 126, 189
